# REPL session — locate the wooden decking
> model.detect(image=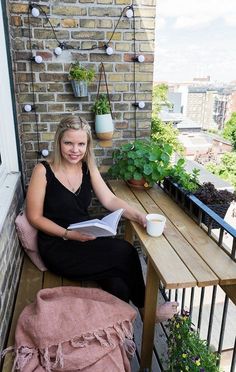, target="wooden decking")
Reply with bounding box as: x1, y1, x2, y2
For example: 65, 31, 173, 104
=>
2, 254, 163, 372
